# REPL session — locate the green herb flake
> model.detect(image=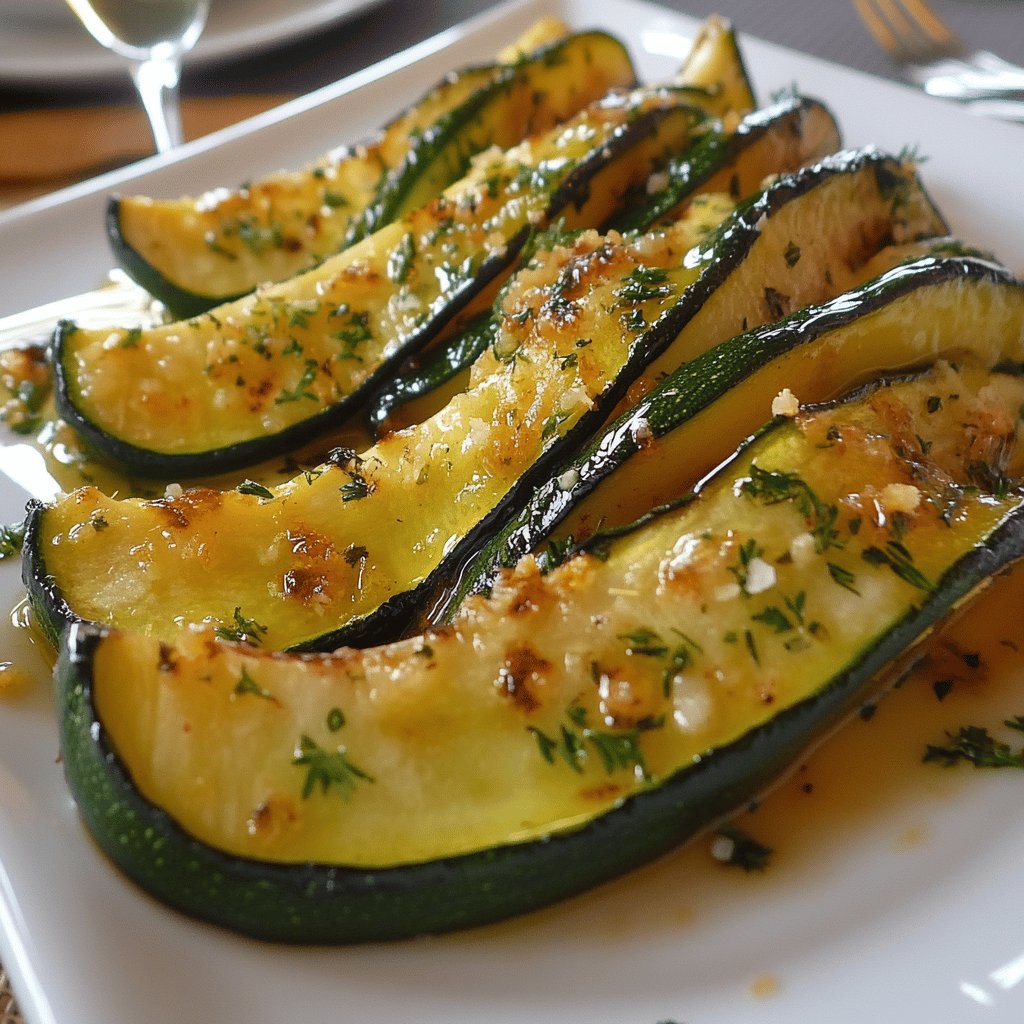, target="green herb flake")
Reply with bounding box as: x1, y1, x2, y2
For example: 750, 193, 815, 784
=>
236, 480, 275, 500
862, 542, 933, 592
751, 605, 793, 634
763, 286, 789, 319
615, 265, 673, 305
924, 724, 1024, 769
340, 471, 370, 503
741, 464, 841, 553
712, 827, 773, 871
528, 703, 661, 781
215, 607, 270, 646
293, 735, 374, 799
233, 666, 273, 700
826, 562, 859, 594
275, 358, 320, 405
618, 628, 668, 658
0, 521, 25, 561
